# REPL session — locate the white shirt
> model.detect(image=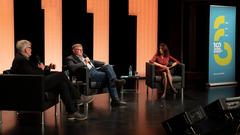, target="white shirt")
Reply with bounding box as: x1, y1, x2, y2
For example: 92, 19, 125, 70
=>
78, 56, 94, 70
